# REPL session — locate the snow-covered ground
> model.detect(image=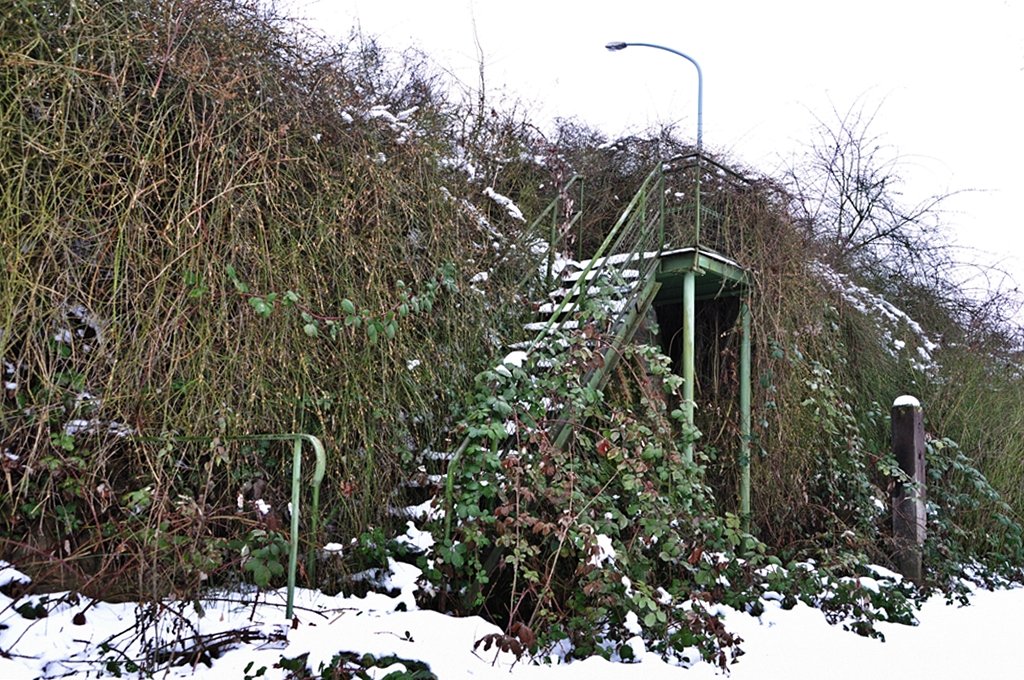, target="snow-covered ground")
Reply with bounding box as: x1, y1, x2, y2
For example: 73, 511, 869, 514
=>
2, 558, 1021, 679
